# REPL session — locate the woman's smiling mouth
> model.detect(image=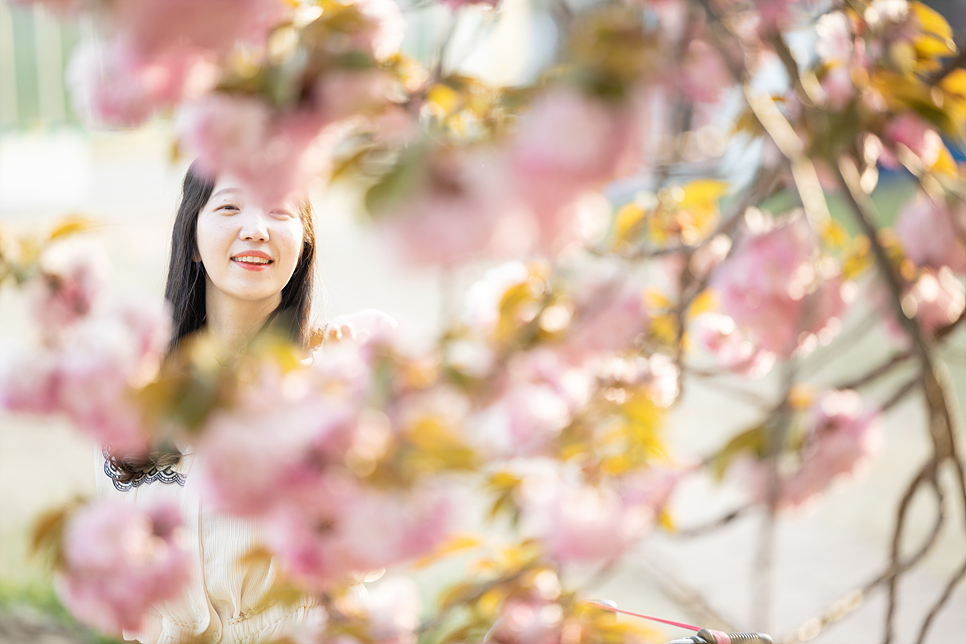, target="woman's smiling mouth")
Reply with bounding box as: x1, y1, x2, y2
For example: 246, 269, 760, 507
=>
231, 252, 274, 270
